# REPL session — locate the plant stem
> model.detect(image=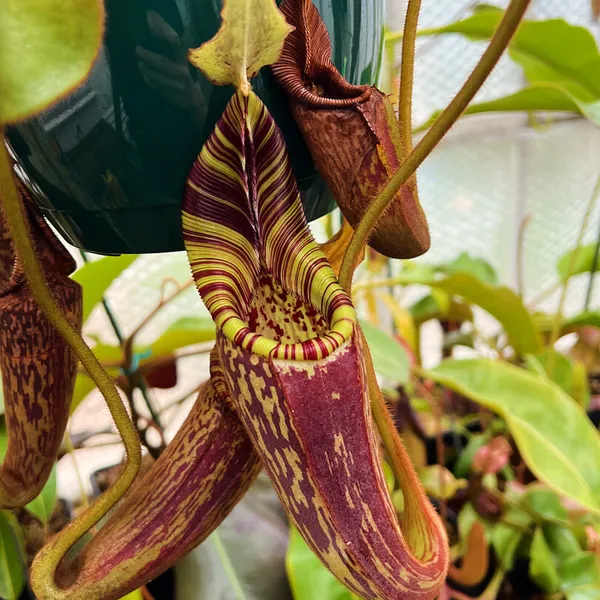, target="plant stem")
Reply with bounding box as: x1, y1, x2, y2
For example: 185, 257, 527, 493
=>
516, 214, 531, 299
121, 279, 194, 371
0, 136, 141, 582
339, 0, 531, 290
398, 0, 421, 157
64, 433, 89, 510
584, 209, 600, 310
527, 280, 561, 309
548, 170, 600, 349
211, 530, 246, 600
